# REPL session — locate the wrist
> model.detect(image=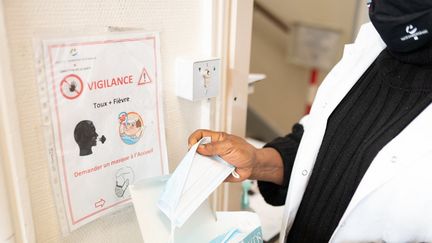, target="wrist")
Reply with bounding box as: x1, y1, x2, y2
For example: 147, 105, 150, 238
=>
250, 147, 284, 185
